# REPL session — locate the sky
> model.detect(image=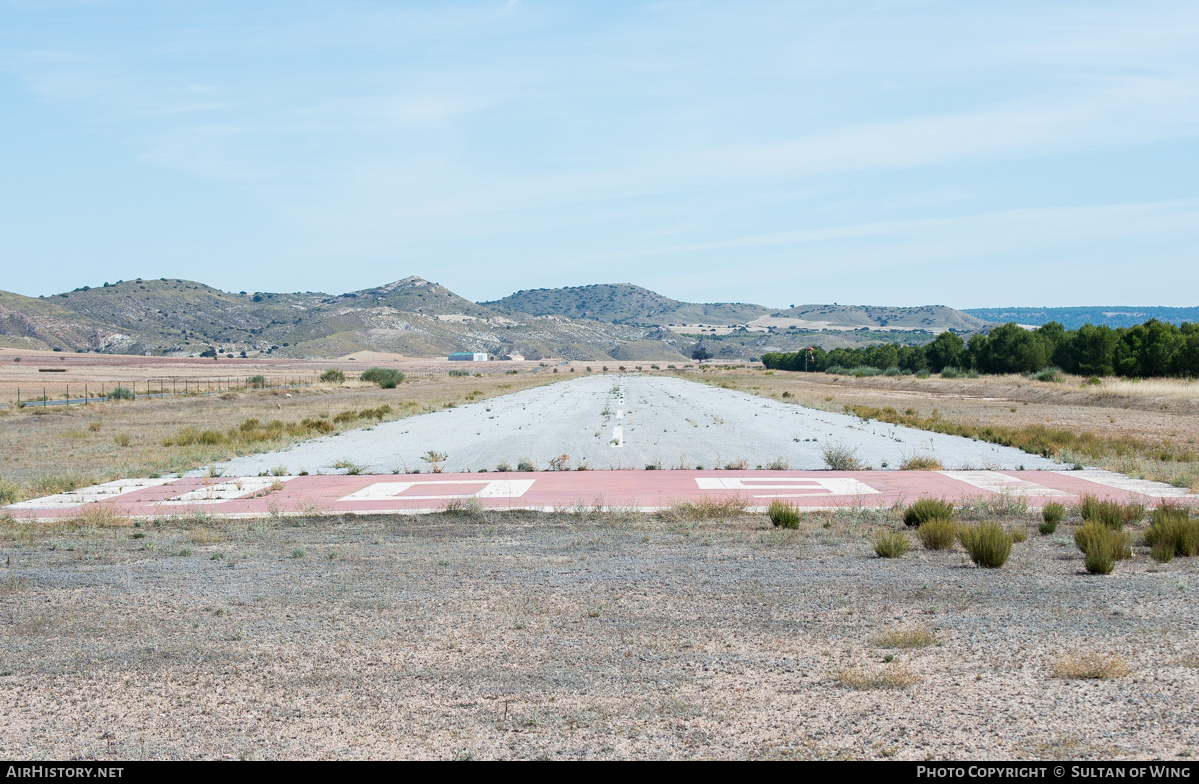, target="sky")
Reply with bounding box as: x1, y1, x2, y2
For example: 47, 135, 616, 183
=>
2, 1, 1197, 308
